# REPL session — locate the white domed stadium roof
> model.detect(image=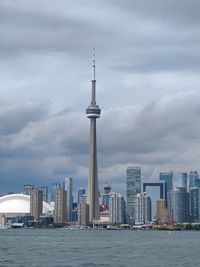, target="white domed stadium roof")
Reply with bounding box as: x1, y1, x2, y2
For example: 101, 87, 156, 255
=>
0, 194, 53, 215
